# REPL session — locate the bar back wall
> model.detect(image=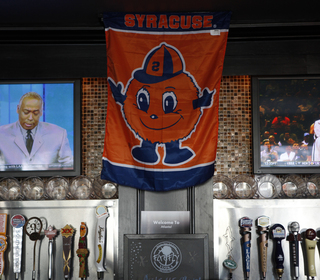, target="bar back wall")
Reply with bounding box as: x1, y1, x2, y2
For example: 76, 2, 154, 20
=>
81, 76, 252, 179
